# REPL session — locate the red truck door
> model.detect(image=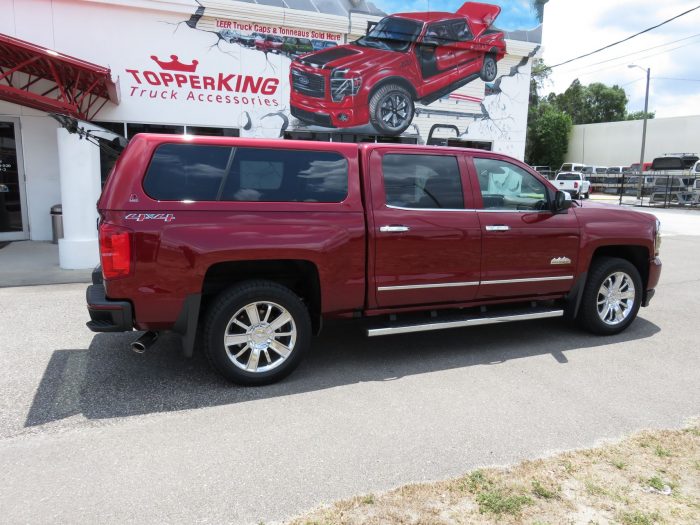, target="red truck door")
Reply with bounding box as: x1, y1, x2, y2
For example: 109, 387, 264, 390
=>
366, 148, 481, 309
466, 155, 580, 300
